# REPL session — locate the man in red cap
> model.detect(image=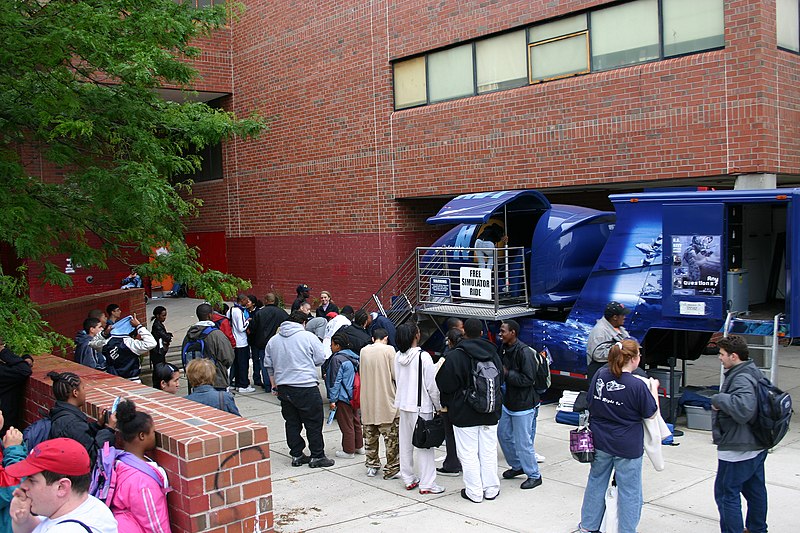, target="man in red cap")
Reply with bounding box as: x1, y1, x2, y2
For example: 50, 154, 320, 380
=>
7, 438, 117, 532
